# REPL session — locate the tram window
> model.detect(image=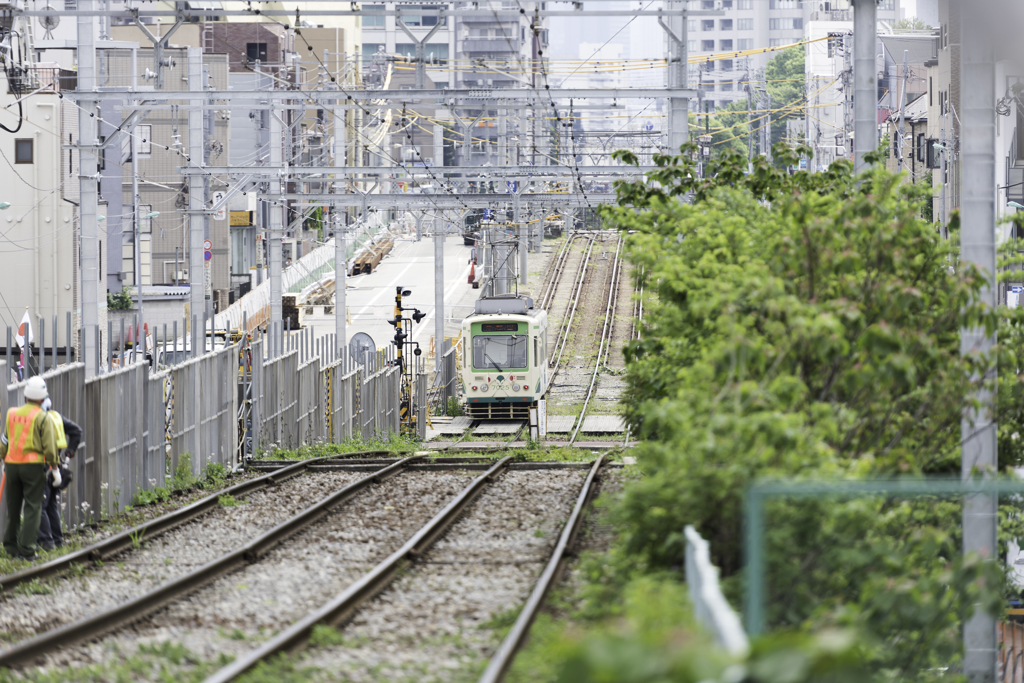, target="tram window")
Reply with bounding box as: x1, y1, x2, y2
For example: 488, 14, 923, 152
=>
533, 336, 538, 365
473, 335, 527, 370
